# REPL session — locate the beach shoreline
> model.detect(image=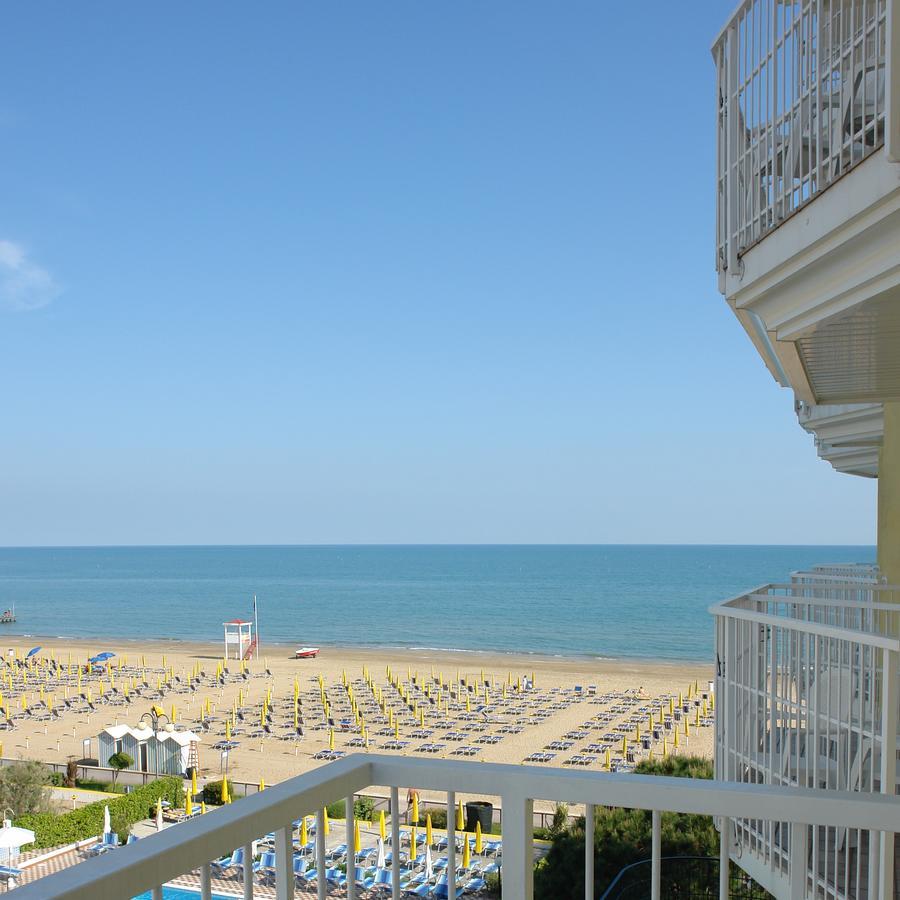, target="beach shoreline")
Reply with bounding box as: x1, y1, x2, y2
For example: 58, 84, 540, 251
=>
2, 633, 715, 669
